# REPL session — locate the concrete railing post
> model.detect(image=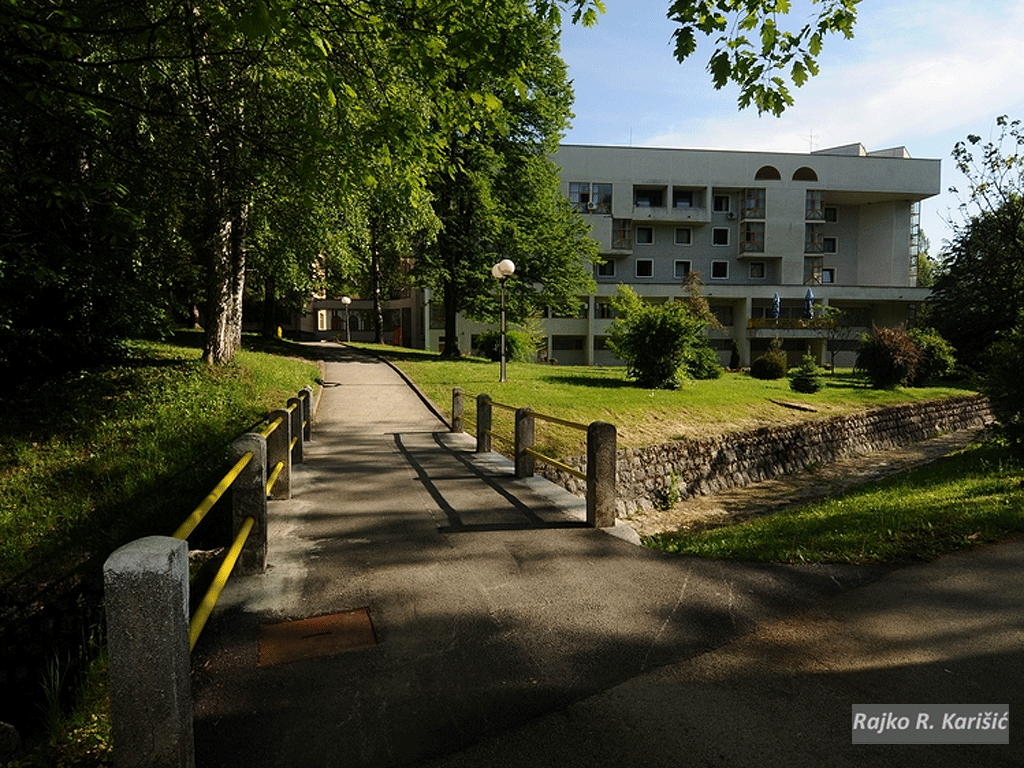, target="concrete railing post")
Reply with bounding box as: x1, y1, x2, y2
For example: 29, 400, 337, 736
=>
515, 407, 535, 479
287, 396, 304, 464
300, 385, 313, 442
452, 388, 465, 433
104, 536, 194, 768
587, 421, 617, 528
266, 409, 291, 500
476, 394, 492, 453
231, 433, 267, 575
